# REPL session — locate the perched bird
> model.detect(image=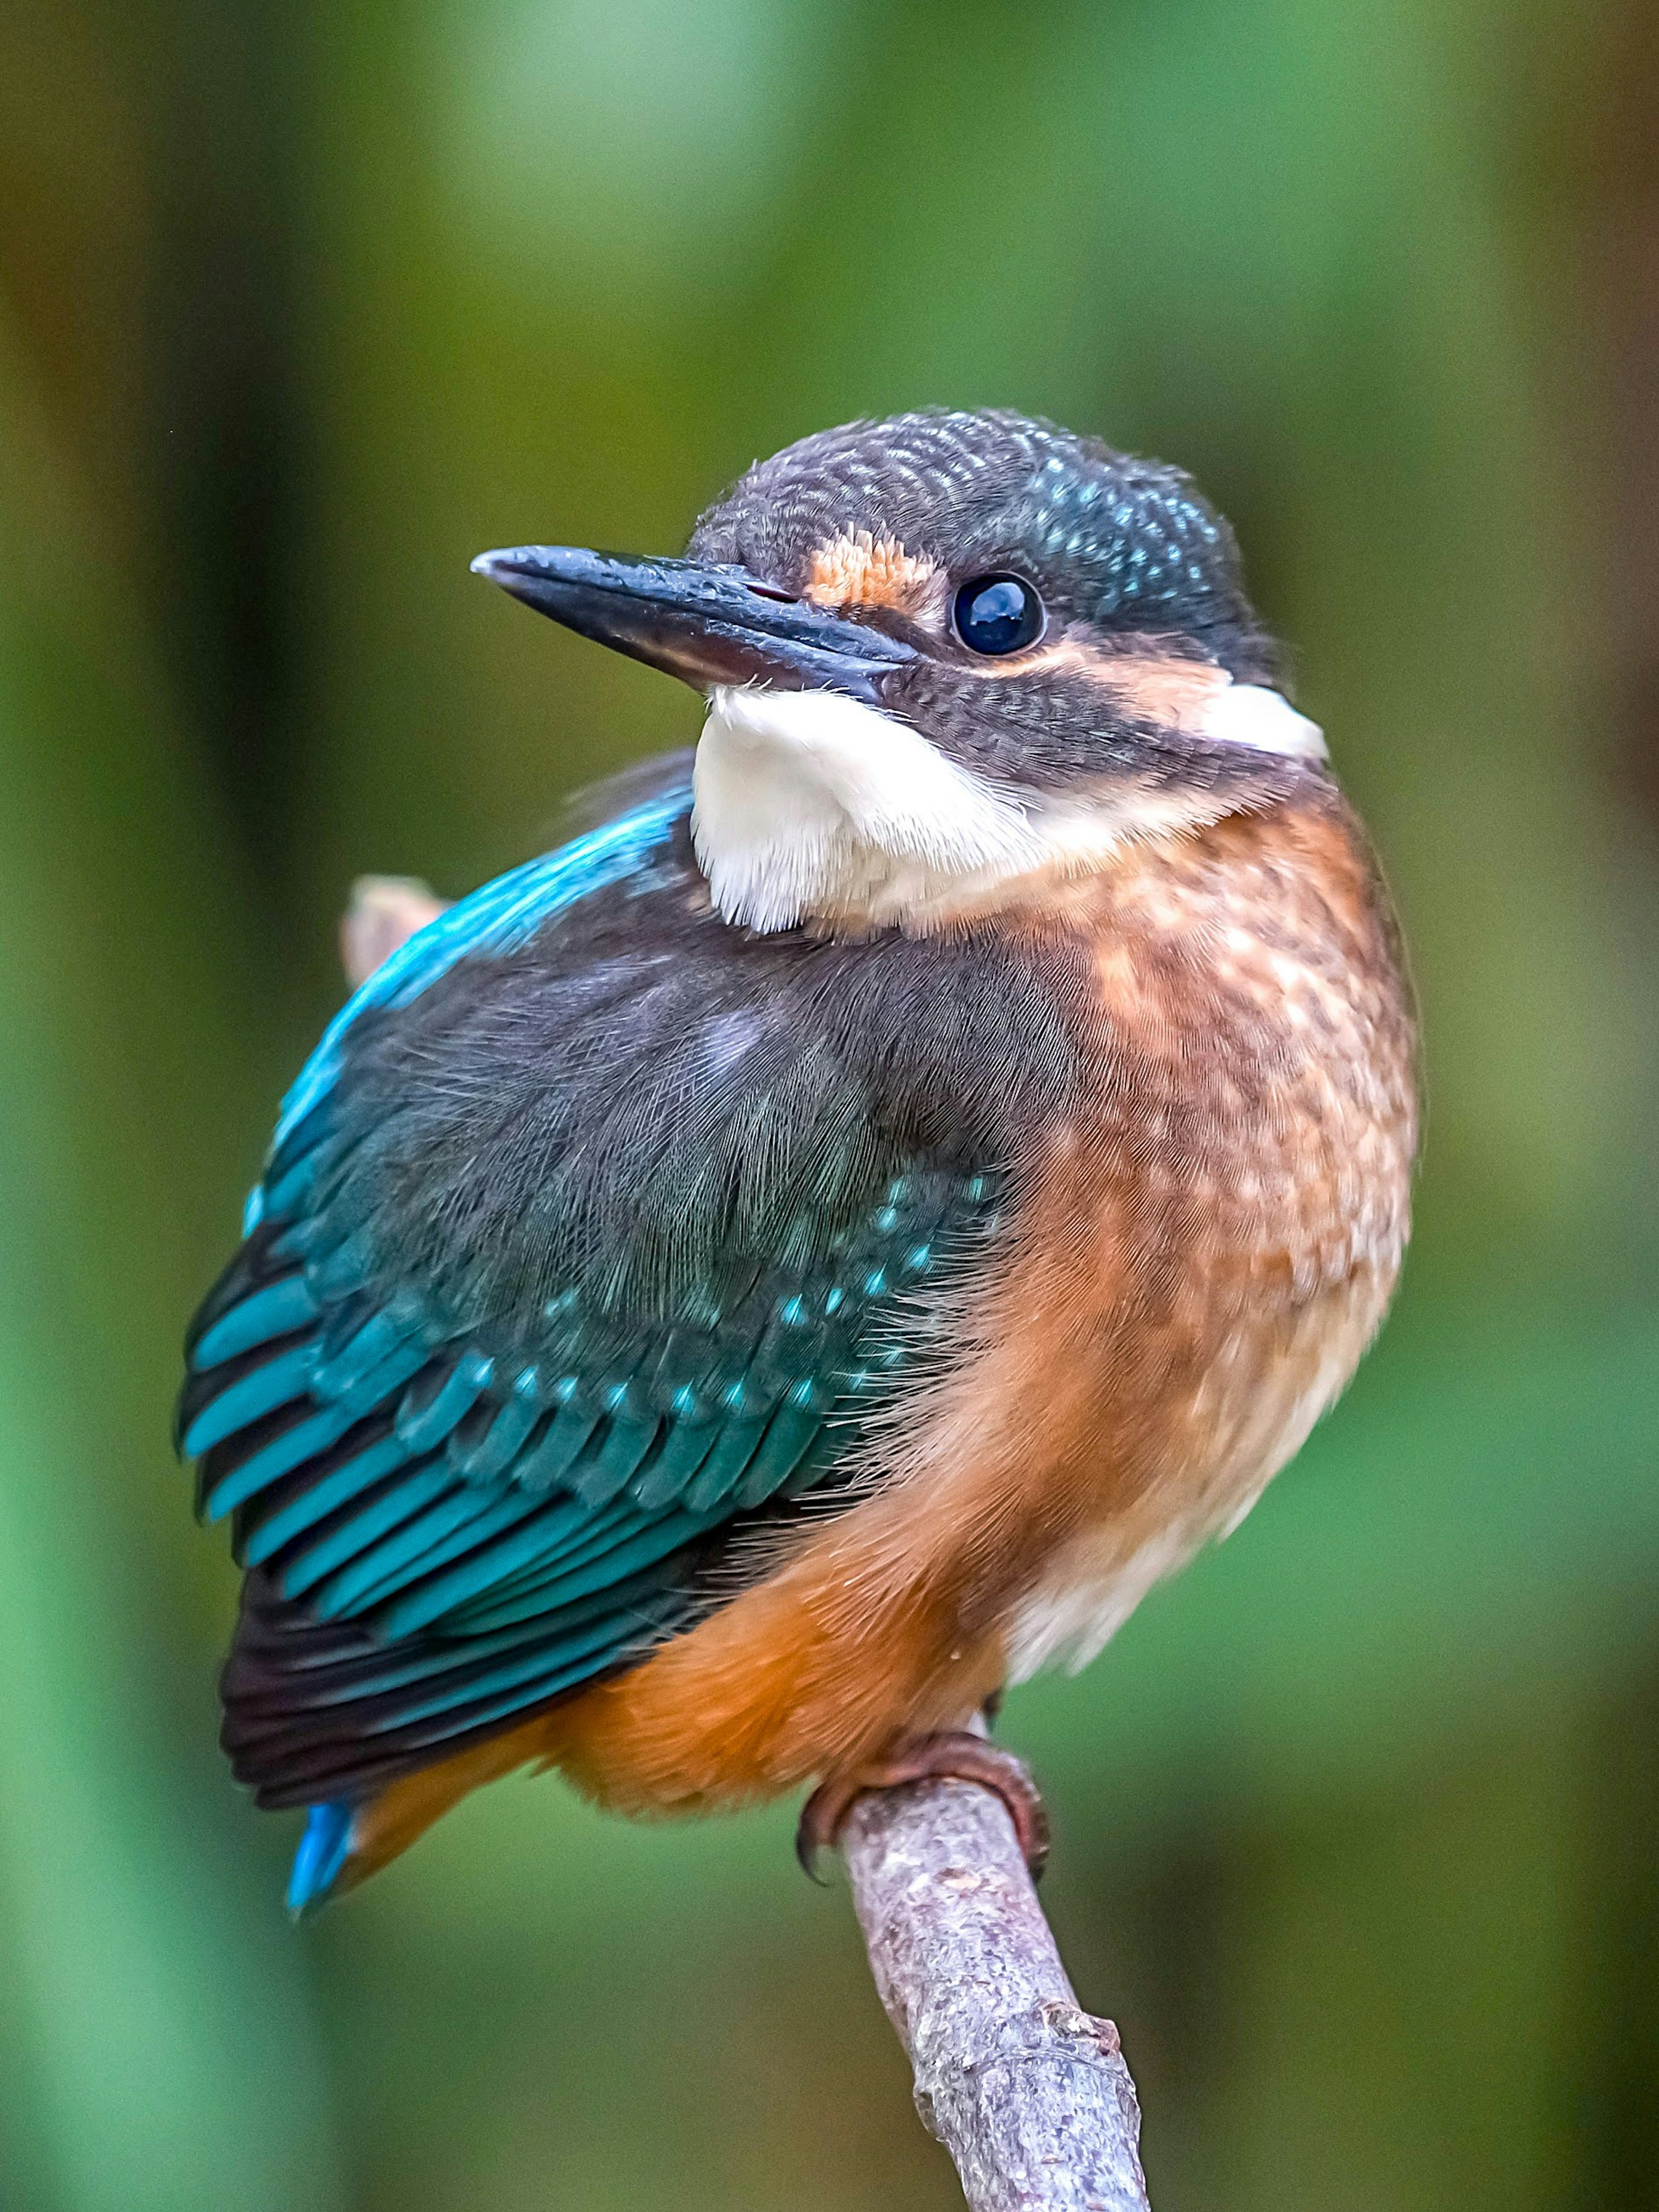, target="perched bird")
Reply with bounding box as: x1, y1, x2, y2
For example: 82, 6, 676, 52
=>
178, 409, 1417, 1912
